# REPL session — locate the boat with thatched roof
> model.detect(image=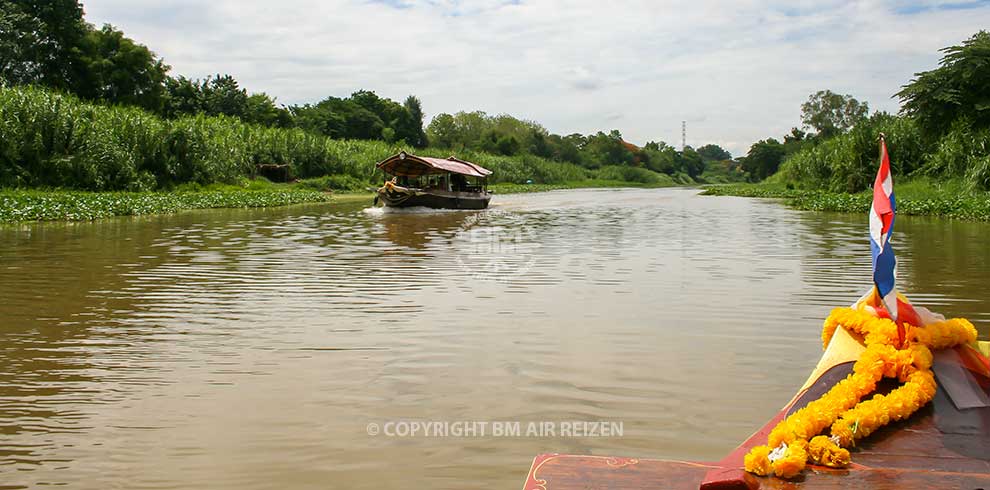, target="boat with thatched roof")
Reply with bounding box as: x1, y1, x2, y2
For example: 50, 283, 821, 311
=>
374, 152, 493, 209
